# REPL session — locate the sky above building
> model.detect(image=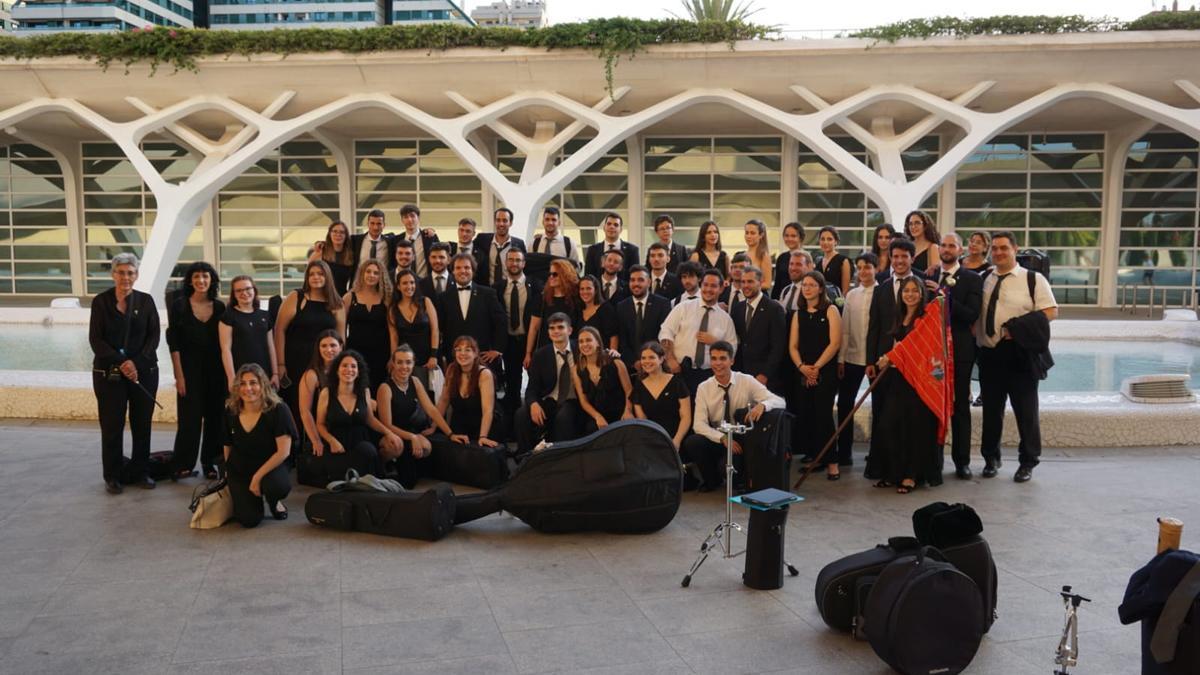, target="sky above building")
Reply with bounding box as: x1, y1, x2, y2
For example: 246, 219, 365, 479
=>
539, 0, 1169, 31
